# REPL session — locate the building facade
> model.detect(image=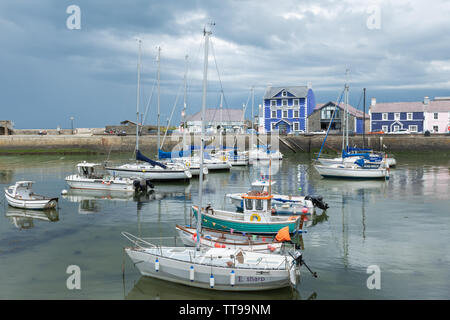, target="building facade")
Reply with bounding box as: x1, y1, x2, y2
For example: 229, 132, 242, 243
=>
308, 102, 369, 134
369, 96, 450, 133
262, 85, 316, 134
